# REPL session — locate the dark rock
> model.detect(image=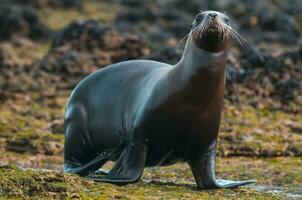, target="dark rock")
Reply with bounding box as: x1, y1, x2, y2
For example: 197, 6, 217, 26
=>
1, 0, 82, 9
52, 20, 109, 51
39, 50, 83, 74
274, 79, 300, 101
37, 19, 150, 89
260, 13, 300, 35
242, 45, 266, 68
145, 47, 182, 65
114, 3, 193, 41
0, 5, 50, 40
240, 1, 300, 36
36, 48, 100, 89
6, 138, 39, 154
107, 0, 147, 7
280, 0, 302, 16
52, 19, 149, 56
54, 0, 82, 8
226, 45, 302, 107
115, 7, 156, 23
157, 9, 193, 37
